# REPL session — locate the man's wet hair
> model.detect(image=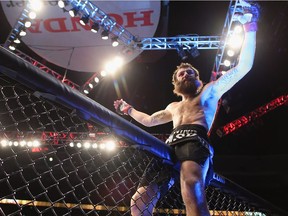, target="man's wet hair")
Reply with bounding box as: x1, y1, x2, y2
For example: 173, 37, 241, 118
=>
172, 63, 200, 85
